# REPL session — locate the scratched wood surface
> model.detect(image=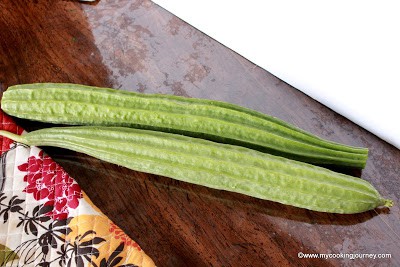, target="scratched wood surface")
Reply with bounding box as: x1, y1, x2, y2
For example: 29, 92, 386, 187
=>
0, 1, 399, 266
